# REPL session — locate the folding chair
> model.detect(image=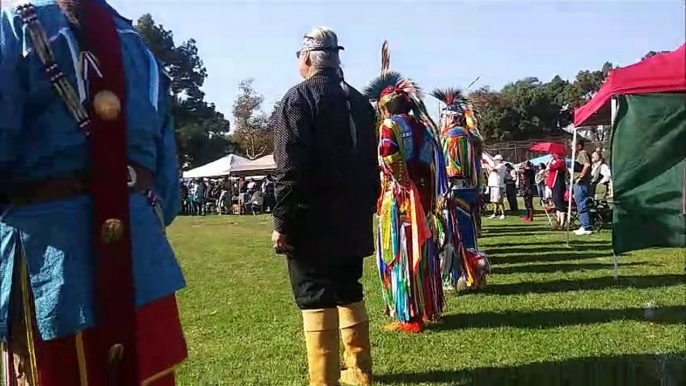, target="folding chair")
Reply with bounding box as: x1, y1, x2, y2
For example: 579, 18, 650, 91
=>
541, 202, 556, 227
251, 197, 264, 215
